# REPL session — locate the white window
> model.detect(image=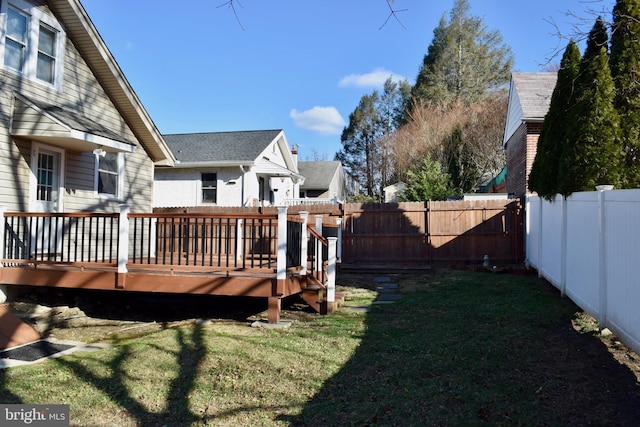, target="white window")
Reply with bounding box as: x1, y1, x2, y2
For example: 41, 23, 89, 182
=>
96, 152, 124, 199
0, 0, 65, 89
201, 173, 217, 204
